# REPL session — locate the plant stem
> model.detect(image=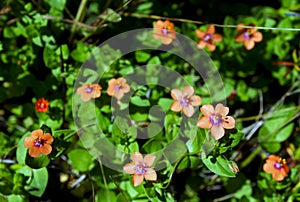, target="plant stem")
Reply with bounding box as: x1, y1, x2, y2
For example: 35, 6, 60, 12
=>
240, 145, 262, 168
69, 0, 88, 41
